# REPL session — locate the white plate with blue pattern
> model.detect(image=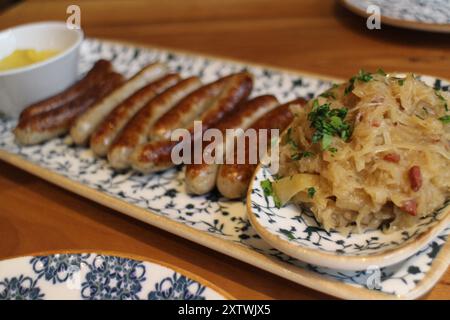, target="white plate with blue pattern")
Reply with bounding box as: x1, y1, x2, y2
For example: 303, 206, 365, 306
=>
342, 0, 450, 33
248, 162, 450, 270
0, 252, 230, 300
0, 38, 449, 299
